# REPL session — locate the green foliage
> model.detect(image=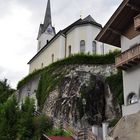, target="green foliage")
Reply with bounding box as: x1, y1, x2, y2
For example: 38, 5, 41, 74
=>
18, 97, 35, 140
109, 118, 120, 127
0, 96, 19, 140
36, 65, 65, 109
0, 95, 54, 140
106, 71, 124, 105
0, 79, 15, 104
33, 114, 53, 139
17, 50, 120, 89
17, 51, 120, 108
47, 128, 71, 136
